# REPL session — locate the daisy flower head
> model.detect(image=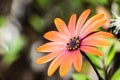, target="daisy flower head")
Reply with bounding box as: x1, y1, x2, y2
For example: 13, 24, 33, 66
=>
36, 9, 114, 77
